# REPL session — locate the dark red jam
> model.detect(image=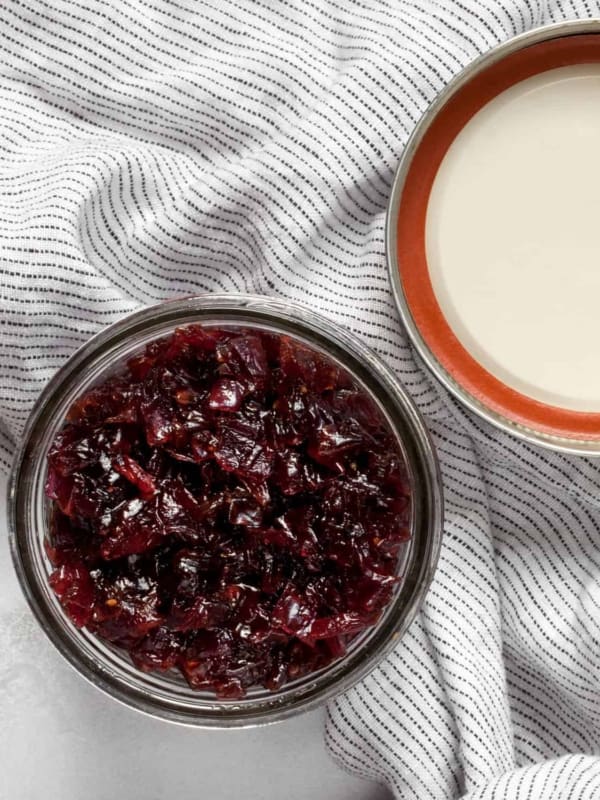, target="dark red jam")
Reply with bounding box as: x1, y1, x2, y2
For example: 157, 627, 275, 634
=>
45, 325, 411, 698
